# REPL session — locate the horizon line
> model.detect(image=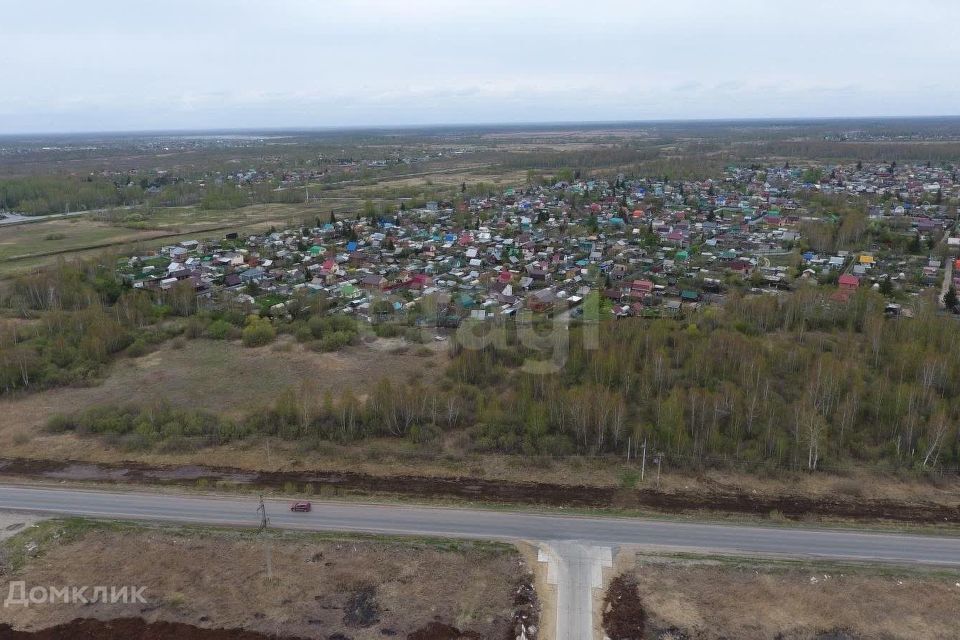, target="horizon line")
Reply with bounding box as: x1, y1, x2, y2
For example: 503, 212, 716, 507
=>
4, 114, 960, 139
